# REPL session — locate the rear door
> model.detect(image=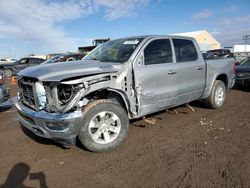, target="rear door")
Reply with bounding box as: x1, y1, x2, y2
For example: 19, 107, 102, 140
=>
172, 38, 206, 104
133, 38, 179, 116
